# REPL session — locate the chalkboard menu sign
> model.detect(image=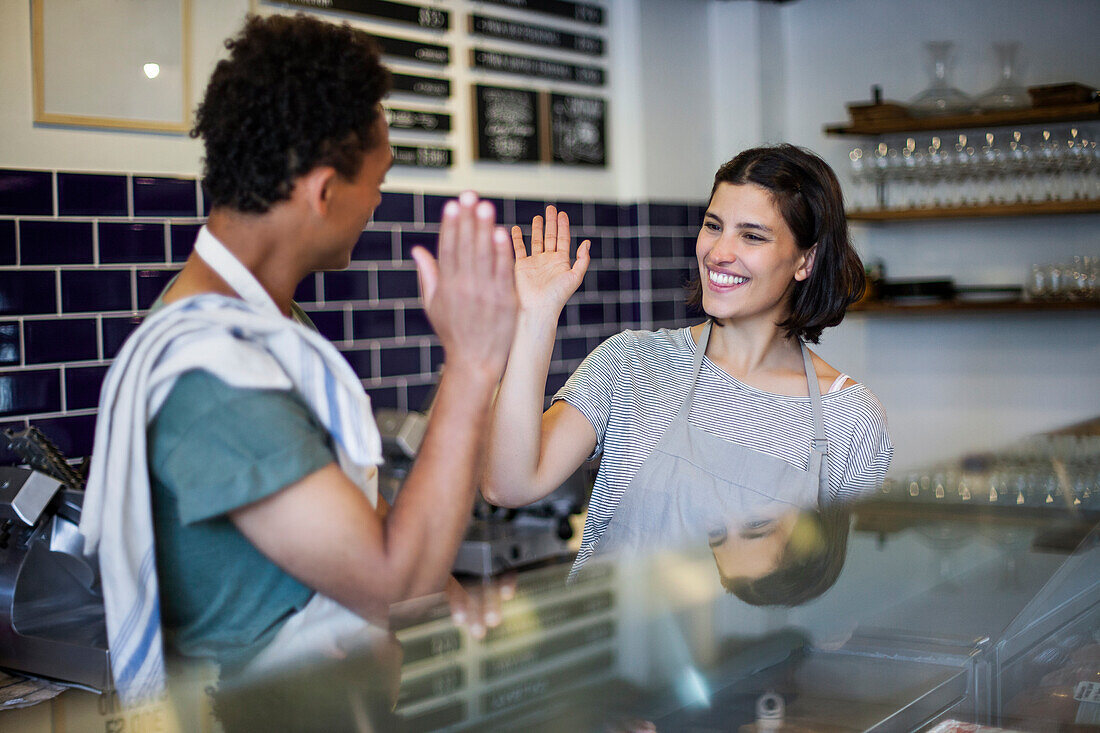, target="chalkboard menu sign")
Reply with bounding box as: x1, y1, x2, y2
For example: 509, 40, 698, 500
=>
374, 34, 450, 65
392, 145, 452, 168
385, 107, 452, 132
469, 14, 603, 56
471, 49, 604, 87
391, 73, 451, 98
549, 93, 606, 166
477, 0, 603, 26
280, 0, 449, 30
473, 85, 541, 163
